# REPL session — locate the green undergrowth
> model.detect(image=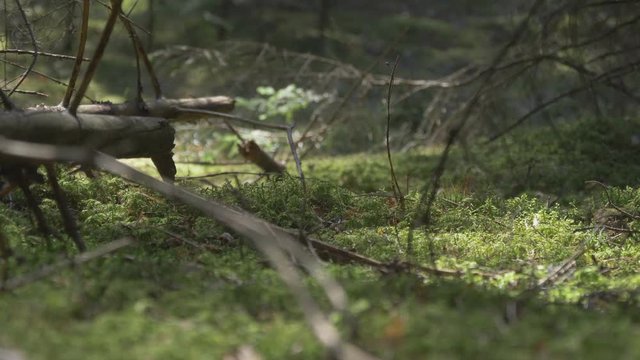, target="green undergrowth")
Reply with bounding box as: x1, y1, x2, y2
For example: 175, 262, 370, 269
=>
306, 118, 640, 197
2, 118, 640, 359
